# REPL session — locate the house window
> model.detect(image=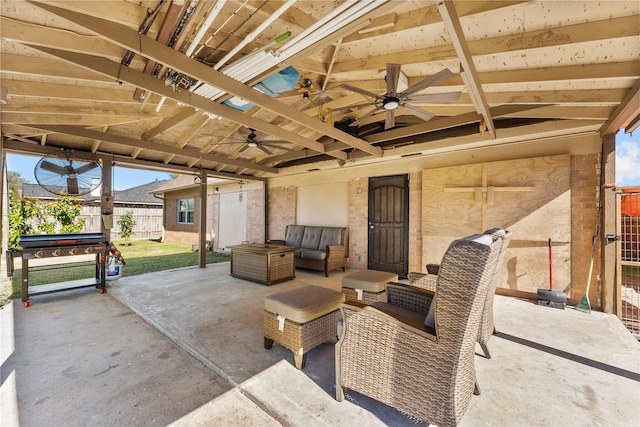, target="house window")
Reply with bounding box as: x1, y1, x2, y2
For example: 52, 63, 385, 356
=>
177, 199, 194, 224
